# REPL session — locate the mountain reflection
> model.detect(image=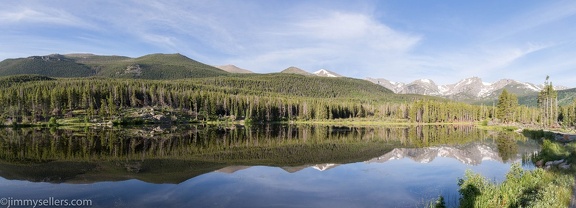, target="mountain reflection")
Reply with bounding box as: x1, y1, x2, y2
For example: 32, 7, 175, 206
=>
369, 144, 502, 165
216, 138, 538, 175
